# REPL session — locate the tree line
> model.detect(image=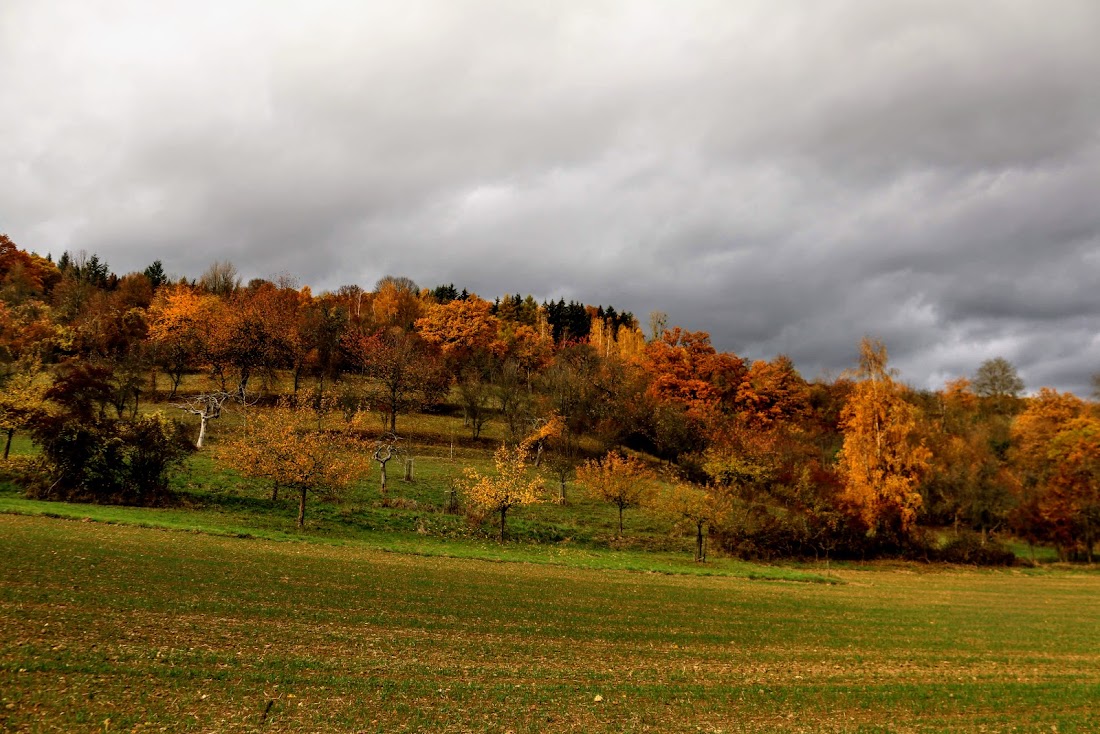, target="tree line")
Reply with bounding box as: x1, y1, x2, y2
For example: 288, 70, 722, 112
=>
1, 234, 1099, 562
